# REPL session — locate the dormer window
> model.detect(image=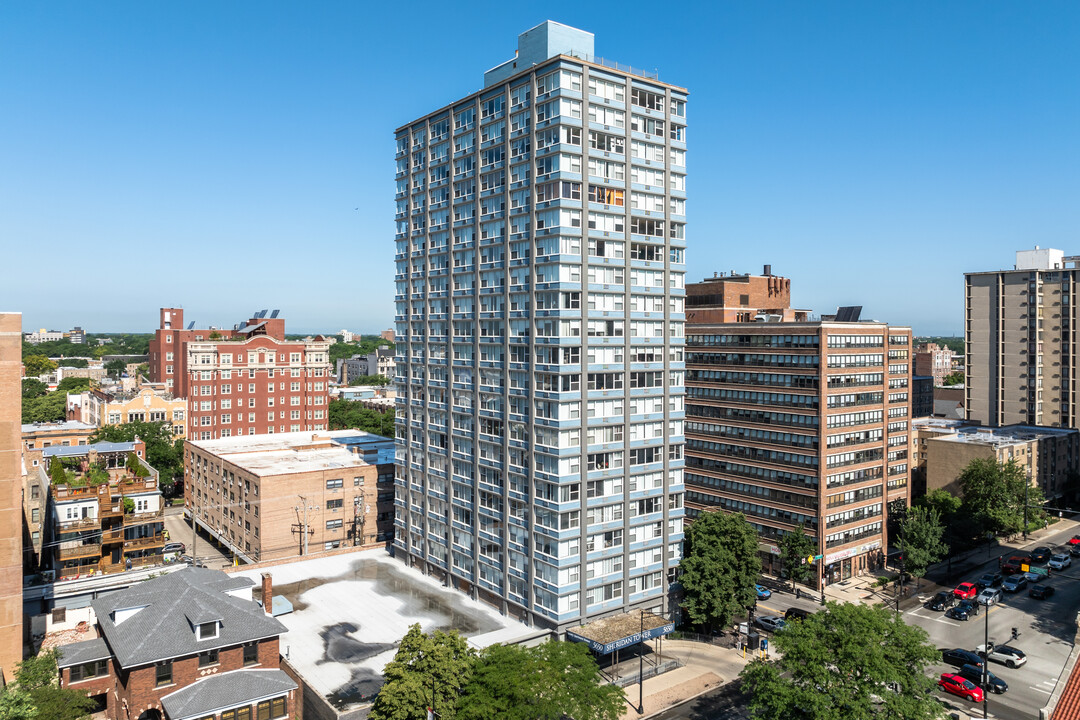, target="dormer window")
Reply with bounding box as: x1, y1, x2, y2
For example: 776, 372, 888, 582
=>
196, 621, 219, 640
